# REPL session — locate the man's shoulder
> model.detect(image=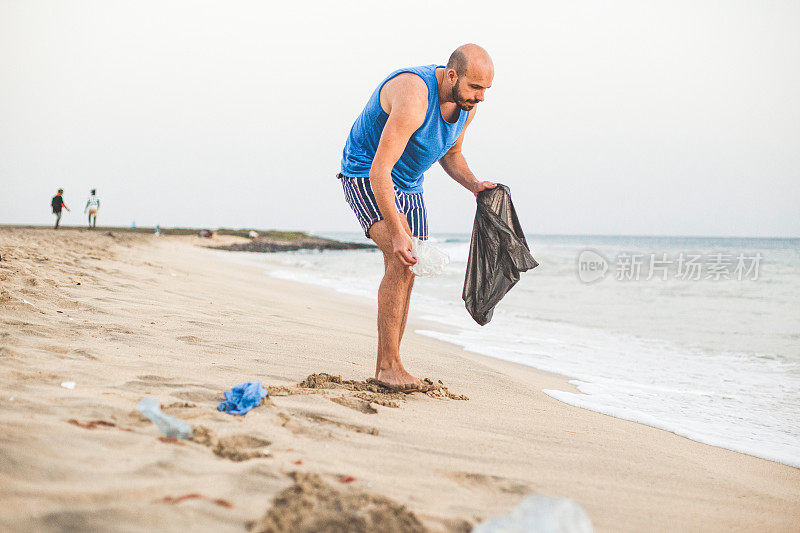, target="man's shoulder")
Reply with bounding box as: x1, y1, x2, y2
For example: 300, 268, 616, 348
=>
381, 73, 428, 116
385, 71, 428, 90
